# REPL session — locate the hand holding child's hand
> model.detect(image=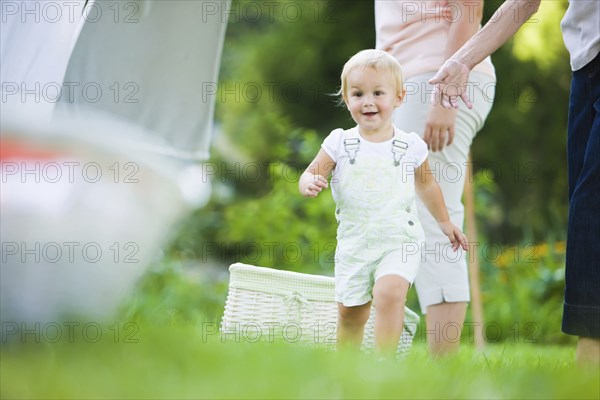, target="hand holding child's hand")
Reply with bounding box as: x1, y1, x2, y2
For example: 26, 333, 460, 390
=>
303, 174, 328, 198
429, 58, 473, 109
438, 220, 468, 251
